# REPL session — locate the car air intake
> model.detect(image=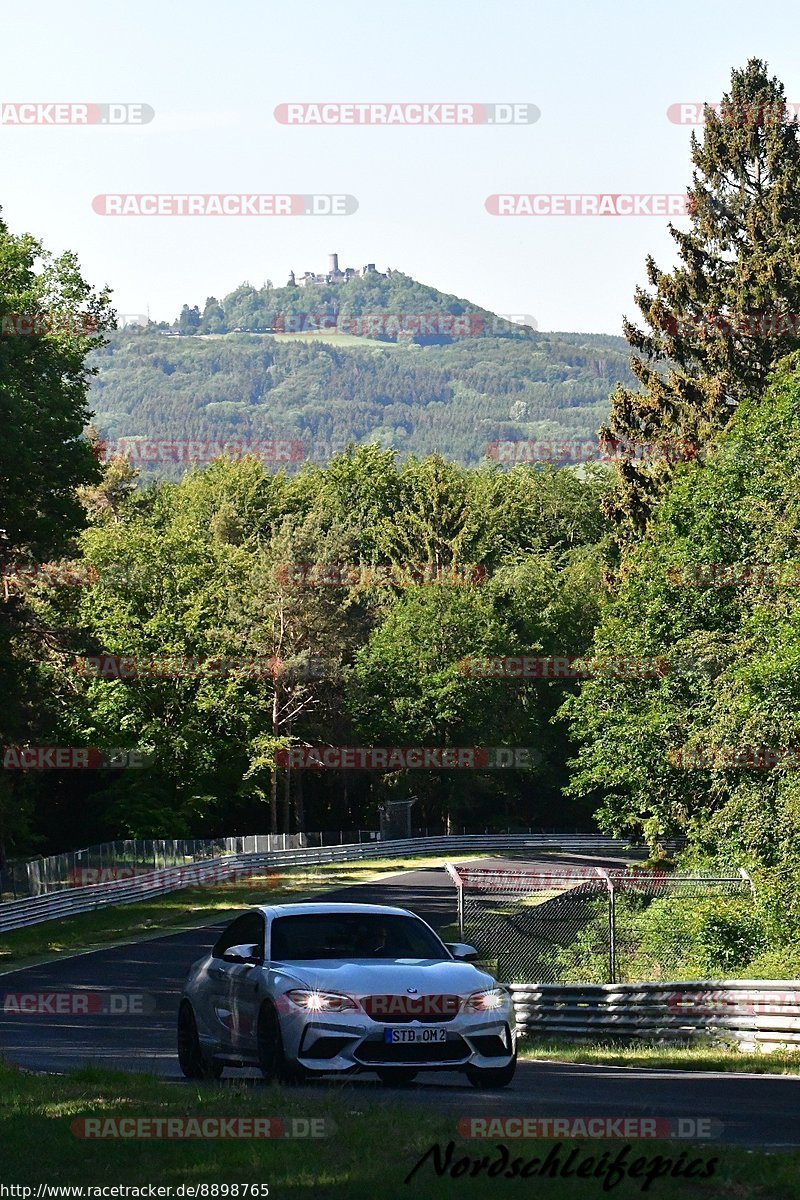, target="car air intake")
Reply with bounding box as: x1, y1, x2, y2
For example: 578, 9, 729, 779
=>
355, 1037, 469, 1064
300, 1036, 355, 1060
468, 1032, 509, 1057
